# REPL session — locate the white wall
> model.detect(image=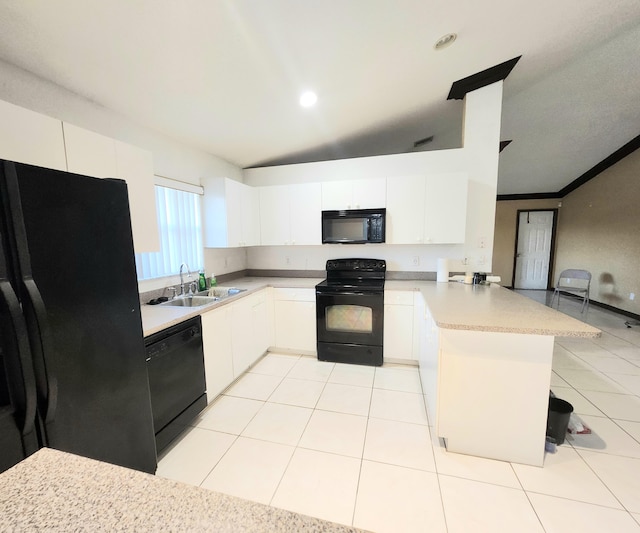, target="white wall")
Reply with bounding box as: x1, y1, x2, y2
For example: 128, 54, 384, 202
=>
244, 82, 503, 273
